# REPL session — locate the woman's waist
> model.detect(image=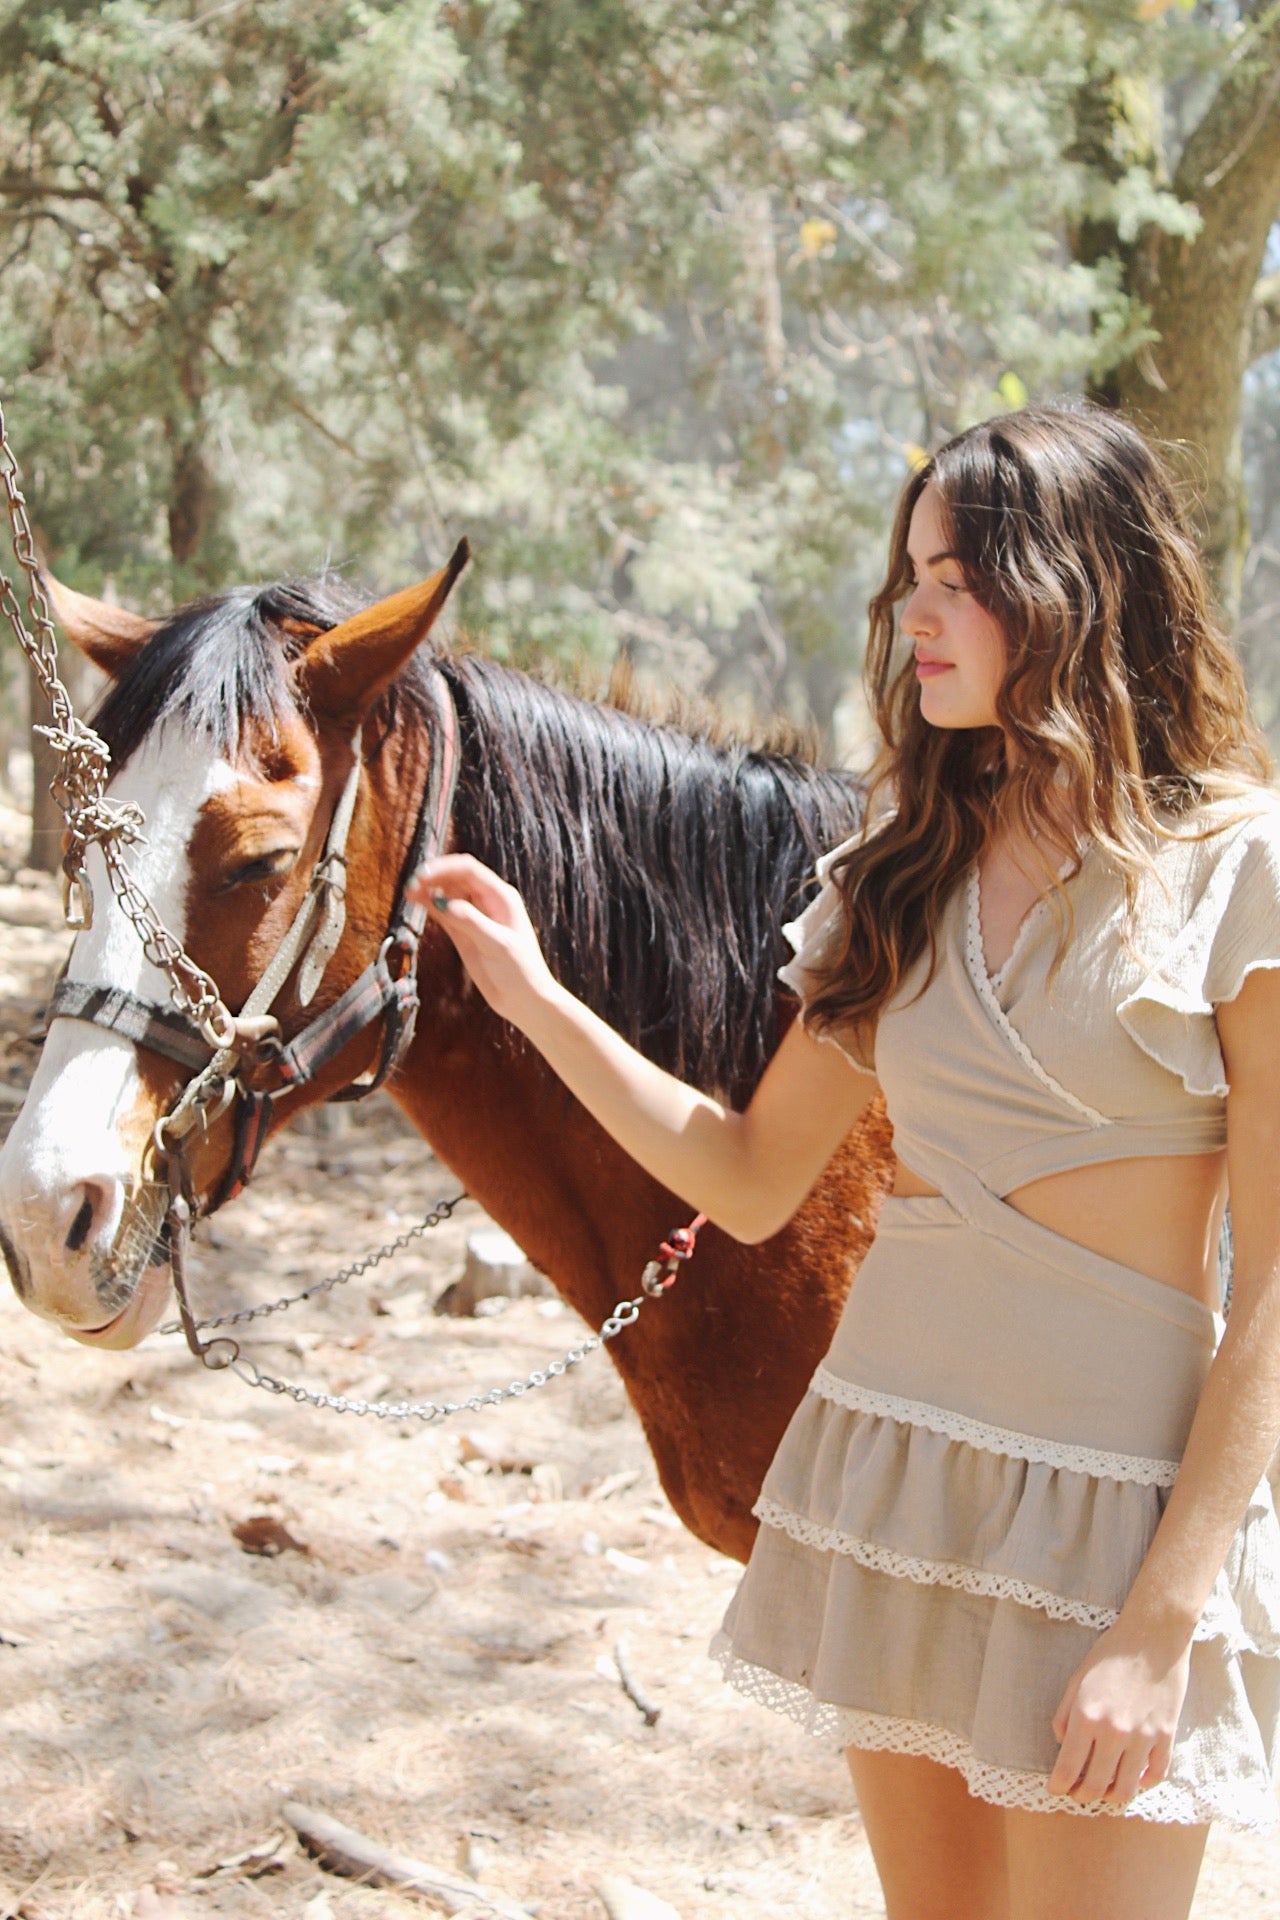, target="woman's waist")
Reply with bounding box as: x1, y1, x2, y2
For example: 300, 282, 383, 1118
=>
827, 1193, 1219, 1466
888, 1143, 1227, 1309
